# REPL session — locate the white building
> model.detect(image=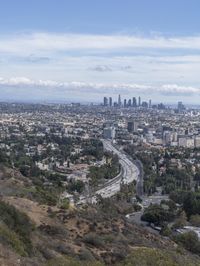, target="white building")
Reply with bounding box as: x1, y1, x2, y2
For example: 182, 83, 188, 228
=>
154, 138, 163, 145
186, 138, 195, 148
195, 136, 200, 148
103, 127, 115, 139
179, 137, 194, 148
